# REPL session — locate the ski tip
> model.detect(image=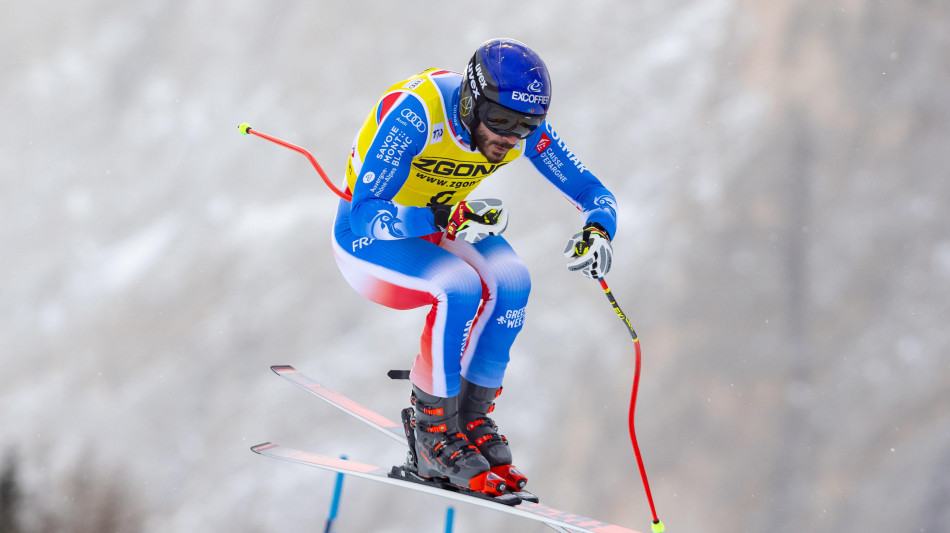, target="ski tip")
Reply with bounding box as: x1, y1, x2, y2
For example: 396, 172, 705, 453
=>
251, 442, 277, 454
271, 365, 296, 374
